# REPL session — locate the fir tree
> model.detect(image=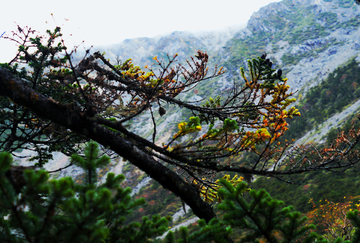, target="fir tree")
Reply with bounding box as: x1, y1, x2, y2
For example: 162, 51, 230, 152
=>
0, 142, 169, 242
1, 141, 360, 242
1, 24, 360, 226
